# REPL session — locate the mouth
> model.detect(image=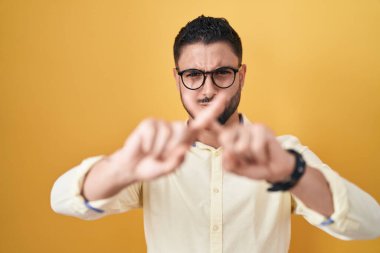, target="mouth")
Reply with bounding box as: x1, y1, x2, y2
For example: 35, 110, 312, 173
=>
199, 102, 211, 106
198, 97, 214, 106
